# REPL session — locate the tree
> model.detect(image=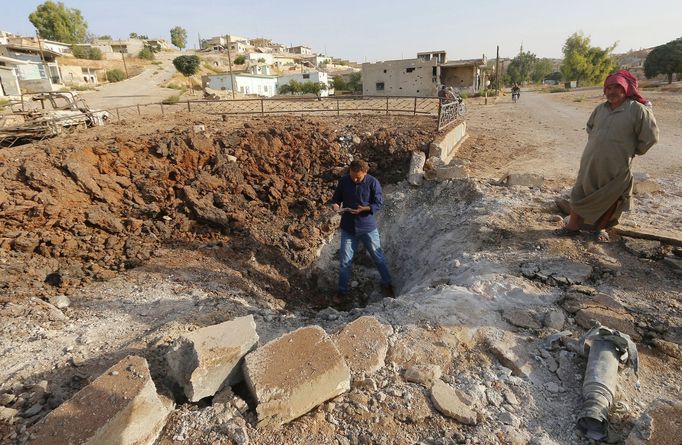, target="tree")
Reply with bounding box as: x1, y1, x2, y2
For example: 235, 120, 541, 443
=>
170, 26, 187, 50
129, 32, 138, 39
532, 59, 554, 83
644, 38, 682, 84
29, 1, 88, 44
172, 55, 200, 93
333, 76, 347, 91
72, 45, 102, 60
347, 72, 362, 93
234, 55, 246, 65
279, 80, 303, 95
506, 51, 538, 84
302, 81, 327, 98
138, 47, 155, 61
560, 32, 616, 86
106, 69, 125, 82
